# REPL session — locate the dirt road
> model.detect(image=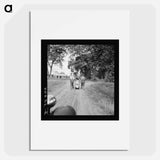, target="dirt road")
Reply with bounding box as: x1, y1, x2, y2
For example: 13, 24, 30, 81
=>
48, 79, 114, 115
